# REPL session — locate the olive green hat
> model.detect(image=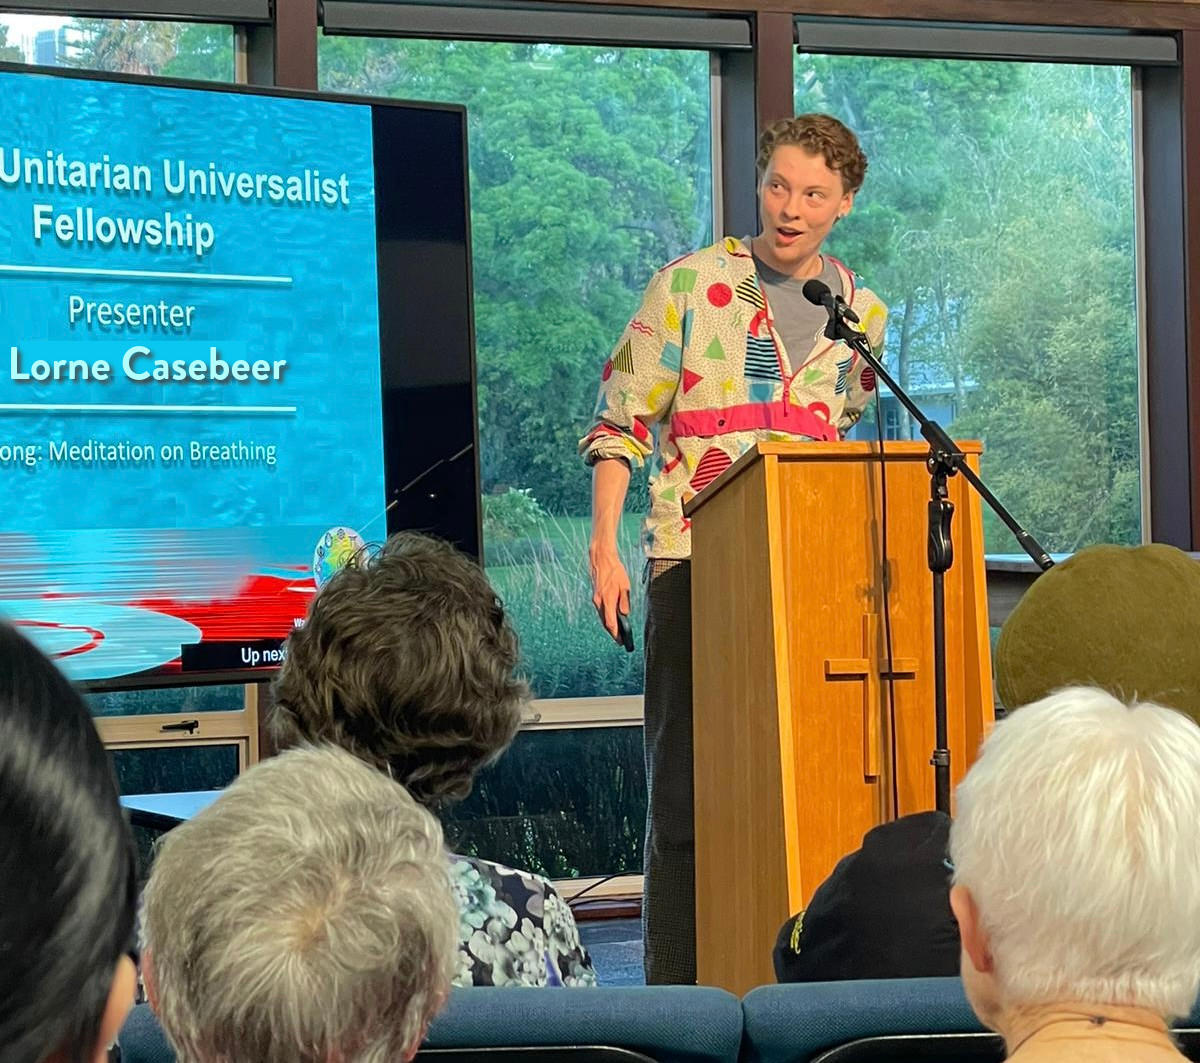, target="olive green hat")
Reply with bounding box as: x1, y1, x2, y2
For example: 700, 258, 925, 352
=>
995, 543, 1200, 721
